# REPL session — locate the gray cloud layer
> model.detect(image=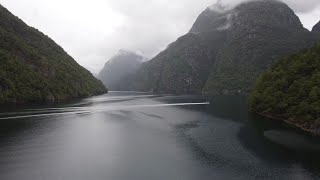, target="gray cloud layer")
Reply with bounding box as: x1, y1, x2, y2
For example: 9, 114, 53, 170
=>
215, 0, 320, 13
282, 0, 320, 13
1, 0, 320, 73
